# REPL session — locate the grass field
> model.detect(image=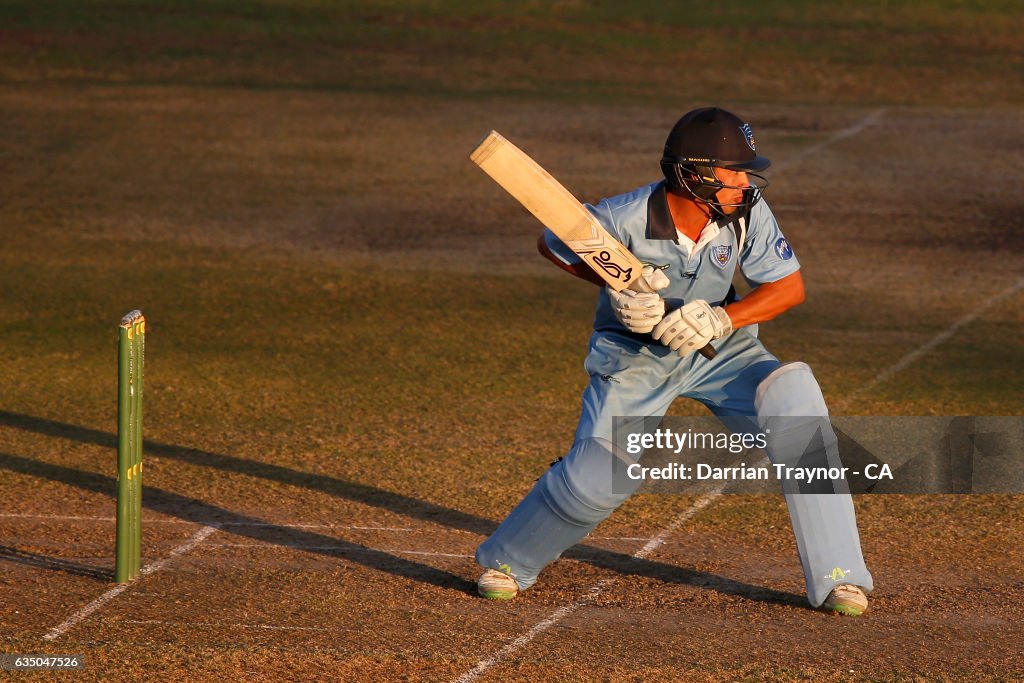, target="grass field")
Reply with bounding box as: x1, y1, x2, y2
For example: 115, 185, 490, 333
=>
1, 2, 1022, 681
